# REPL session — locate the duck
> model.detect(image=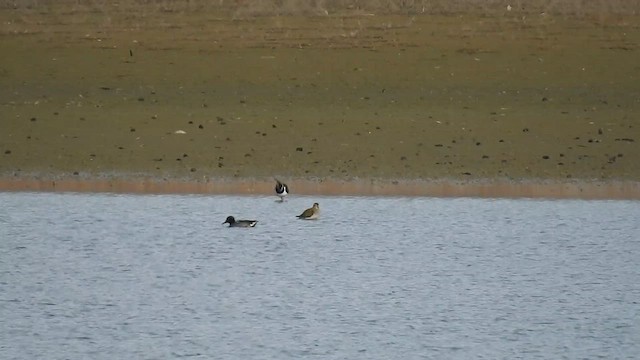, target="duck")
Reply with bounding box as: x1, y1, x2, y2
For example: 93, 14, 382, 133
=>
275, 179, 289, 202
223, 216, 258, 227
297, 202, 320, 220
